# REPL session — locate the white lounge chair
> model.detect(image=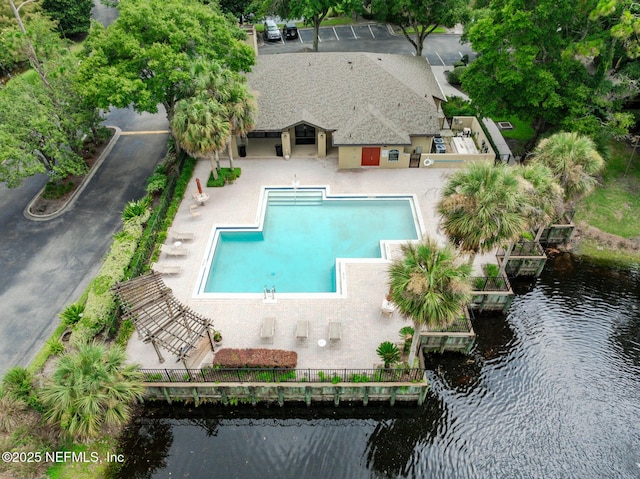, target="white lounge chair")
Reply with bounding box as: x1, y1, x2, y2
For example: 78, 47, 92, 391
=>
151, 263, 183, 275
189, 204, 201, 219
160, 244, 188, 257
296, 320, 309, 345
261, 316, 275, 343
328, 321, 341, 347
381, 298, 396, 318
168, 227, 195, 241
